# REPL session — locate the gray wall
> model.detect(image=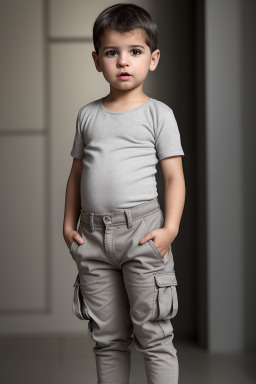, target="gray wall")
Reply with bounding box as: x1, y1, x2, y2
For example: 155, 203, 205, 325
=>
0, 0, 255, 353
205, 0, 244, 352
241, 0, 256, 352
0, 0, 198, 339
205, 0, 256, 352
